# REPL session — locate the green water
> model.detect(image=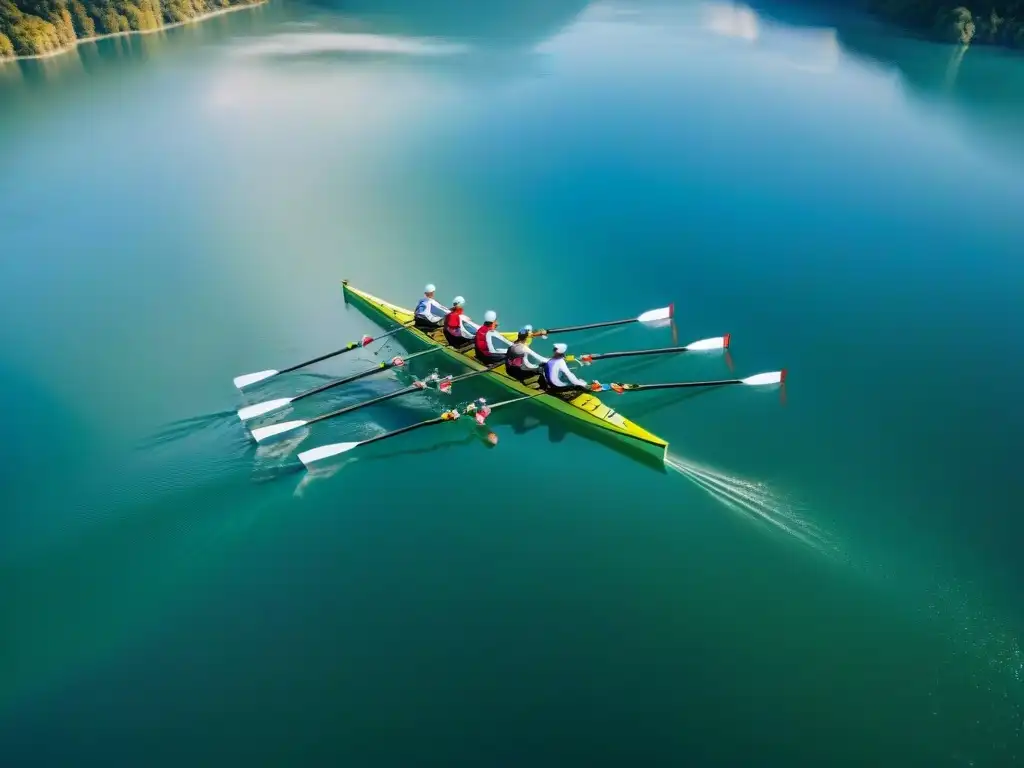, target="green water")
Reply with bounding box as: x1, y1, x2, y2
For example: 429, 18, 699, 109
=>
2, 1, 1024, 763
